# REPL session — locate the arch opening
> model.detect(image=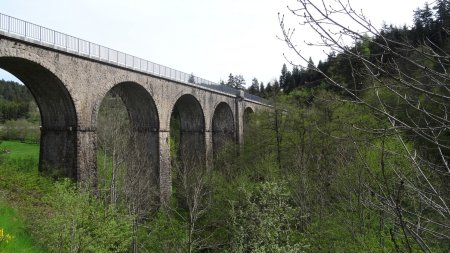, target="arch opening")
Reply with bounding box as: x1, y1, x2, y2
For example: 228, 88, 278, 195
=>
243, 107, 254, 138
169, 94, 206, 210
212, 102, 235, 158
0, 57, 77, 178
96, 82, 160, 212
170, 94, 206, 170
